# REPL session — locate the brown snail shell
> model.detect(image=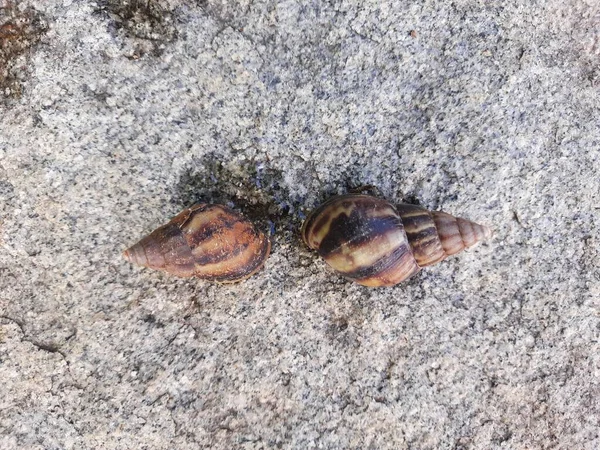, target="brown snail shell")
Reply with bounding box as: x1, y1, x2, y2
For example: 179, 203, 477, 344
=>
301, 194, 492, 287
123, 203, 270, 282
